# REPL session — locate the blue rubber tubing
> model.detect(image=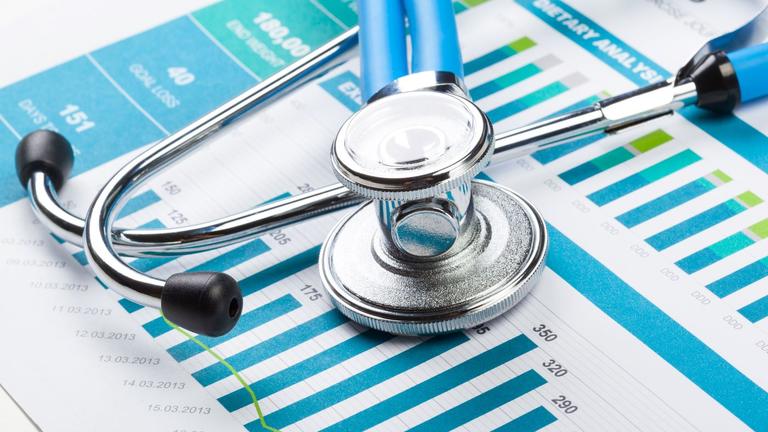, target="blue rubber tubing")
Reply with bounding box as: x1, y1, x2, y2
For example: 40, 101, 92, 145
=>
403, 0, 464, 79
358, 0, 409, 100
728, 42, 768, 104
